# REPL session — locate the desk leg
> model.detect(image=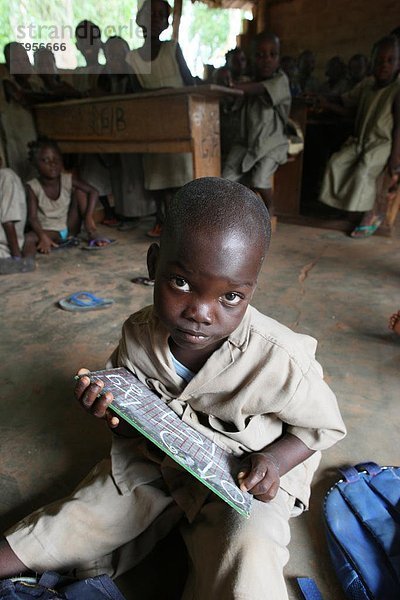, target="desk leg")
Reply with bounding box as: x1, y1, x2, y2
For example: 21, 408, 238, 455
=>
189, 97, 221, 178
